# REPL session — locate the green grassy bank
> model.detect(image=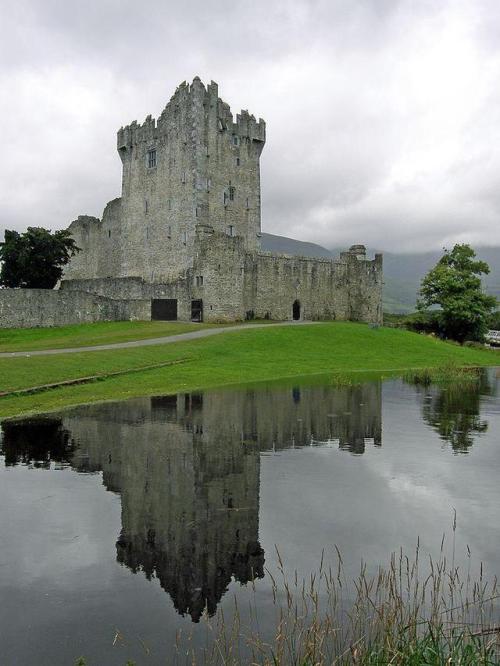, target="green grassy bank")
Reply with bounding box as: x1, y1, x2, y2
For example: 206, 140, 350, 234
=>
0, 322, 498, 419
0, 320, 224, 352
